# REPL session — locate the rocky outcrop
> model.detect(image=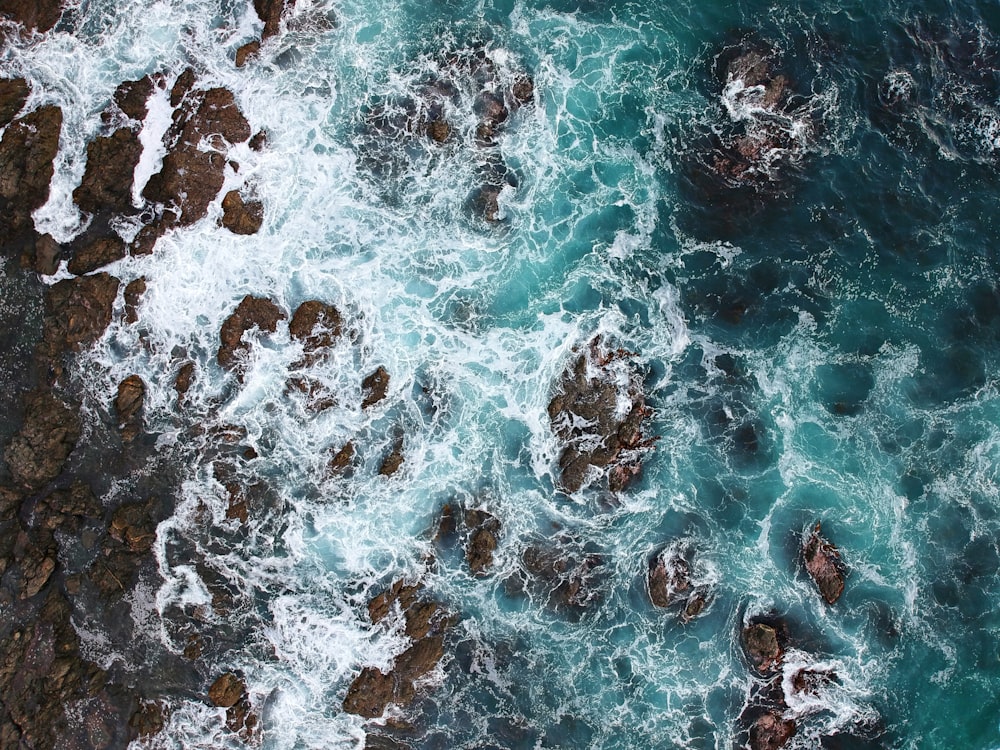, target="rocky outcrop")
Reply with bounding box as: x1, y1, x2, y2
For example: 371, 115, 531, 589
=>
113, 76, 157, 121
66, 234, 126, 275
217, 295, 286, 371
124, 277, 146, 324
73, 127, 144, 217
220, 190, 264, 235
255, 0, 292, 41
208, 672, 258, 739
0, 78, 29, 127
361, 366, 390, 408
175, 361, 195, 401
3, 389, 80, 490
343, 580, 454, 719
647, 543, 710, 622
0, 0, 64, 34
742, 620, 784, 674
435, 504, 501, 576
0, 105, 62, 243
378, 439, 404, 477
749, 711, 796, 750
515, 535, 604, 615
290, 300, 342, 357
40, 273, 120, 364
114, 375, 145, 443
802, 522, 845, 604
547, 337, 654, 494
